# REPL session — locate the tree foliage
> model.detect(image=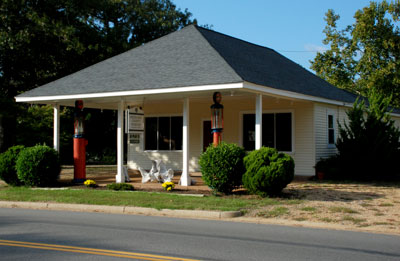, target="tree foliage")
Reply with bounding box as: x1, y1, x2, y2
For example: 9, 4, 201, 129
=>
335, 89, 400, 180
0, 0, 195, 154
311, 1, 400, 105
